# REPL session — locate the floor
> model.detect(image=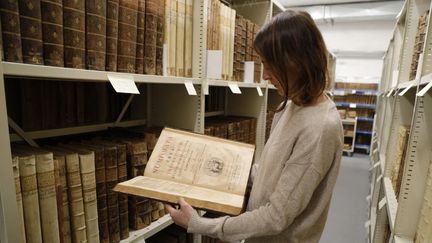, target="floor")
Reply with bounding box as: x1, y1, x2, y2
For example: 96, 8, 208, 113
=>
321, 153, 370, 243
